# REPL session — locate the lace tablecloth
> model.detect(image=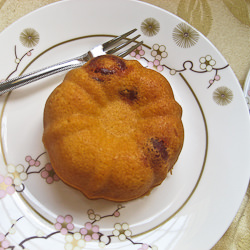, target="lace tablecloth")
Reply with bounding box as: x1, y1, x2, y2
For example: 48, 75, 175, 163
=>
0, 0, 249, 249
